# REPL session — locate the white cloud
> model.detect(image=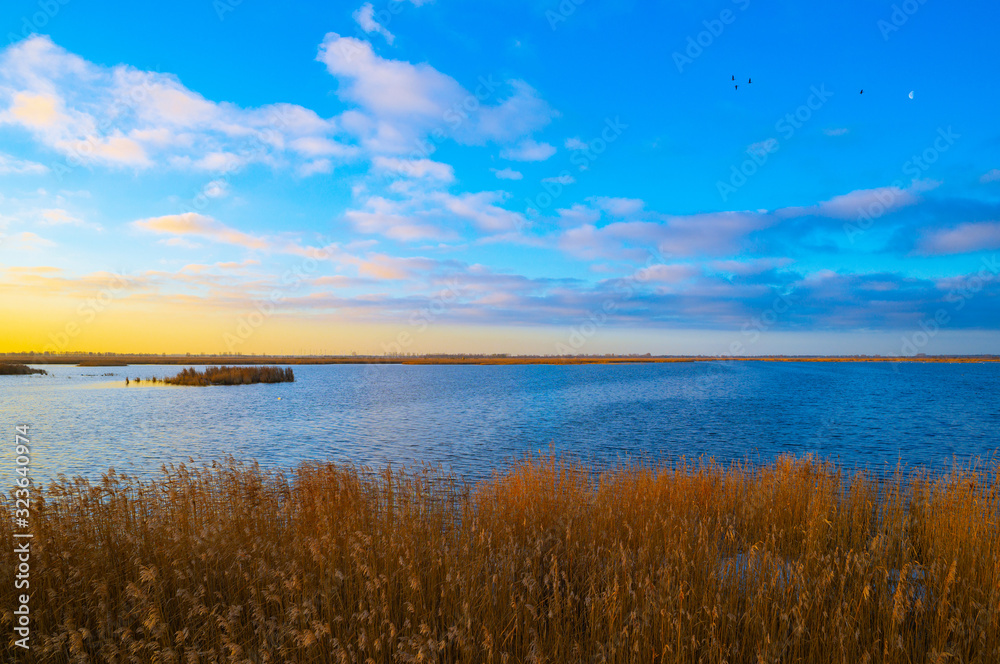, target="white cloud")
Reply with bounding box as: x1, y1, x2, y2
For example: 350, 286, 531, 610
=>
778, 182, 935, 220
356, 253, 443, 280
38, 208, 99, 229
555, 204, 600, 227
589, 196, 644, 217
491, 167, 523, 180
916, 221, 1000, 255
203, 179, 229, 199
564, 137, 587, 150
981, 169, 1000, 183
317, 33, 556, 151
824, 128, 849, 137
57, 133, 151, 167
297, 159, 333, 177
345, 187, 528, 241
436, 191, 526, 232
0, 36, 354, 172
500, 138, 555, 162
632, 263, 700, 283
289, 136, 357, 159
746, 138, 778, 157
542, 174, 575, 185
353, 3, 396, 44
132, 213, 269, 250
345, 195, 453, 241
0, 151, 47, 174
1, 231, 54, 250
373, 156, 454, 181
